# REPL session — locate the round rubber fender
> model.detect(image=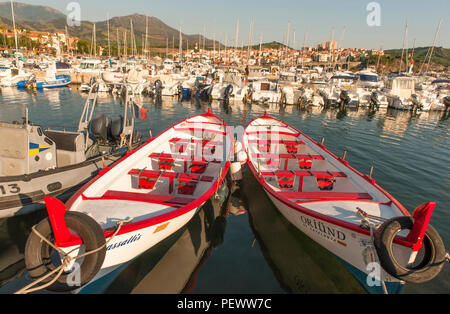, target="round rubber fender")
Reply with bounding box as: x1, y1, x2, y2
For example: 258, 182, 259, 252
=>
24, 212, 106, 292
374, 216, 446, 284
